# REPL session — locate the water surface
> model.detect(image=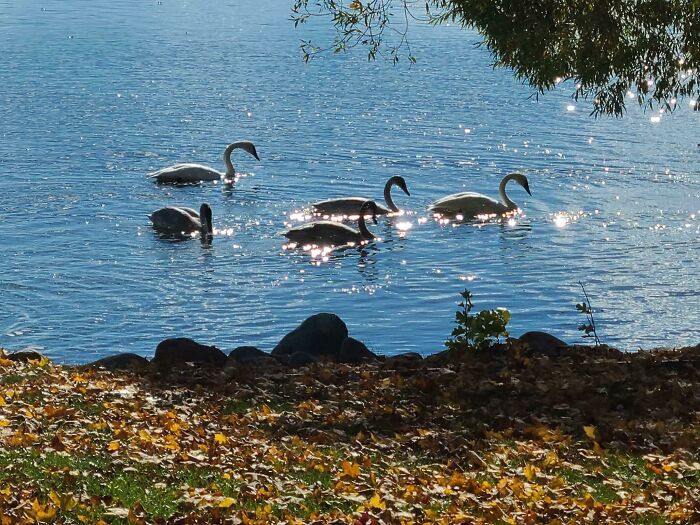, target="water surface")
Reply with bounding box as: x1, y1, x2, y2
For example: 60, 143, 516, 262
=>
1, 0, 698, 362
